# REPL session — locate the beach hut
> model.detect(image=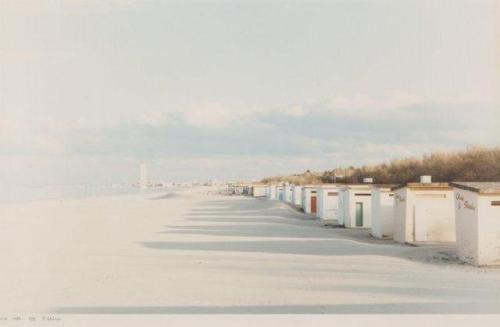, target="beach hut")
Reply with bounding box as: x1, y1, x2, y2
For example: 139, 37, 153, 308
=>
232, 185, 245, 195
451, 182, 500, 266
276, 185, 285, 201
251, 184, 267, 197
292, 185, 303, 207
267, 185, 277, 200
337, 187, 348, 225
371, 185, 396, 239
243, 185, 251, 195
392, 177, 455, 244
317, 184, 342, 224
302, 185, 318, 215
284, 185, 293, 203
340, 185, 373, 228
